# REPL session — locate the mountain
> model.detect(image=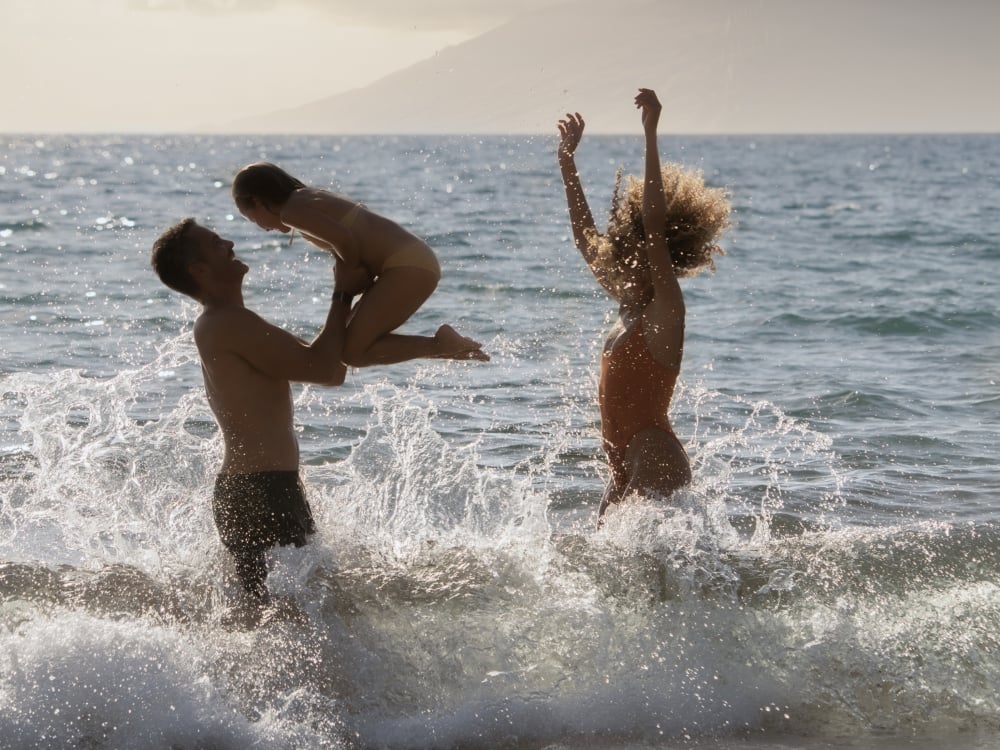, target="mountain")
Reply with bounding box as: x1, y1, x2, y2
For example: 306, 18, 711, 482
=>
228, 0, 1000, 135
